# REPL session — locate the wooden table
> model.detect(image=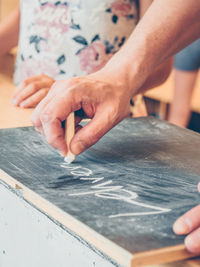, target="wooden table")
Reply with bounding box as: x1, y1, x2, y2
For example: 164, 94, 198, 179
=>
0, 73, 33, 128
145, 71, 200, 119
0, 74, 200, 267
